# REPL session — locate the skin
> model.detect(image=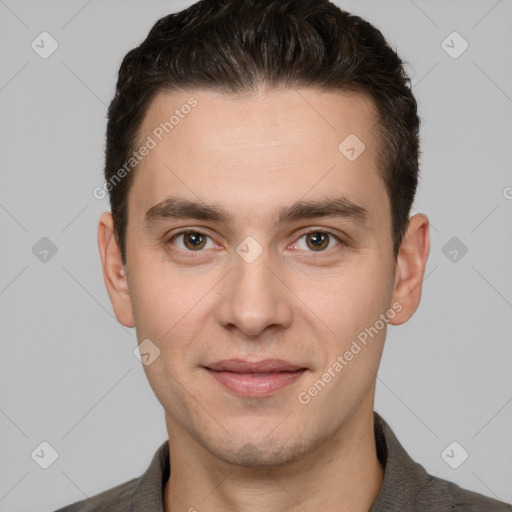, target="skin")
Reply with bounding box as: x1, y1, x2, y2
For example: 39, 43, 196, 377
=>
98, 87, 430, 512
